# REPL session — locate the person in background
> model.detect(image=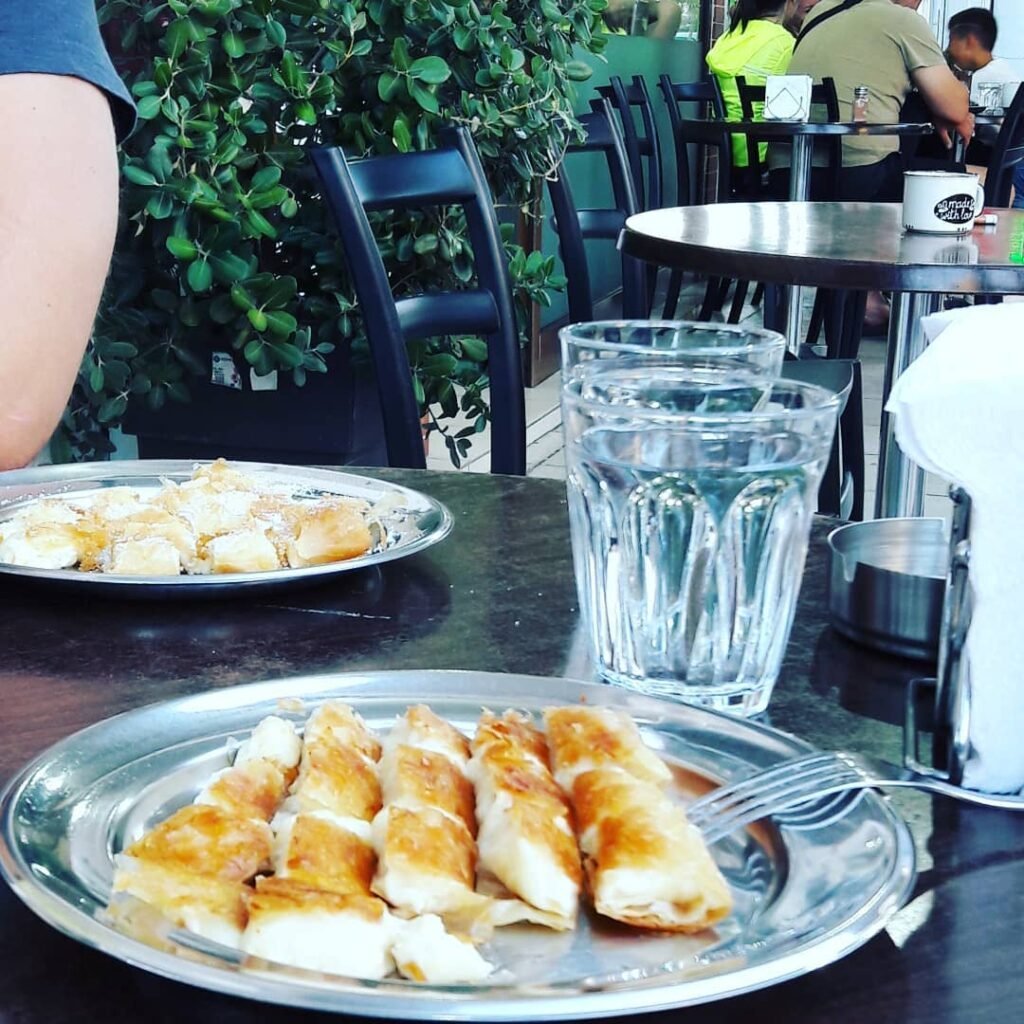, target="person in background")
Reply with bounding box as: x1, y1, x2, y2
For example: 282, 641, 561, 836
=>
602, 0, 683, 39
0, 2, 134, 470
787, 0, 972, 202
947, 8, 1020, 109
785, 0, 822, 36
706, 0, 800, 182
